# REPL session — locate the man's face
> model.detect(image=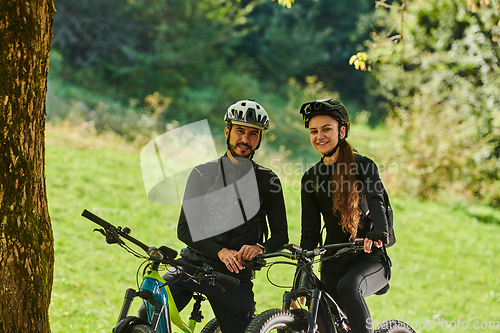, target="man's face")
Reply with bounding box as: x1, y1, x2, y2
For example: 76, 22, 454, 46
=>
225, 124, 262, 159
